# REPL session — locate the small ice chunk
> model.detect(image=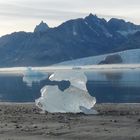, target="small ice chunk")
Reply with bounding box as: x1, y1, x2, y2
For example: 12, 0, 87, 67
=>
79, 106, 98, 115
23, 67, 48, 87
